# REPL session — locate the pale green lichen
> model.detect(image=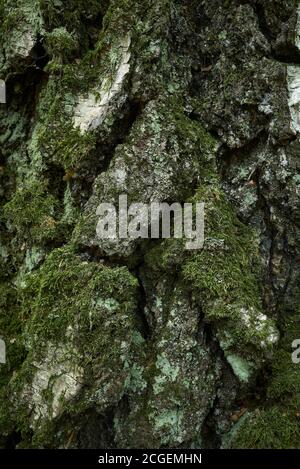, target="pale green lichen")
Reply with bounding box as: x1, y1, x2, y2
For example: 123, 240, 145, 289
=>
151, 409, 184, 446
226, 355, 253, 383
153, 354, 180, 395
1, 0, 299, 451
